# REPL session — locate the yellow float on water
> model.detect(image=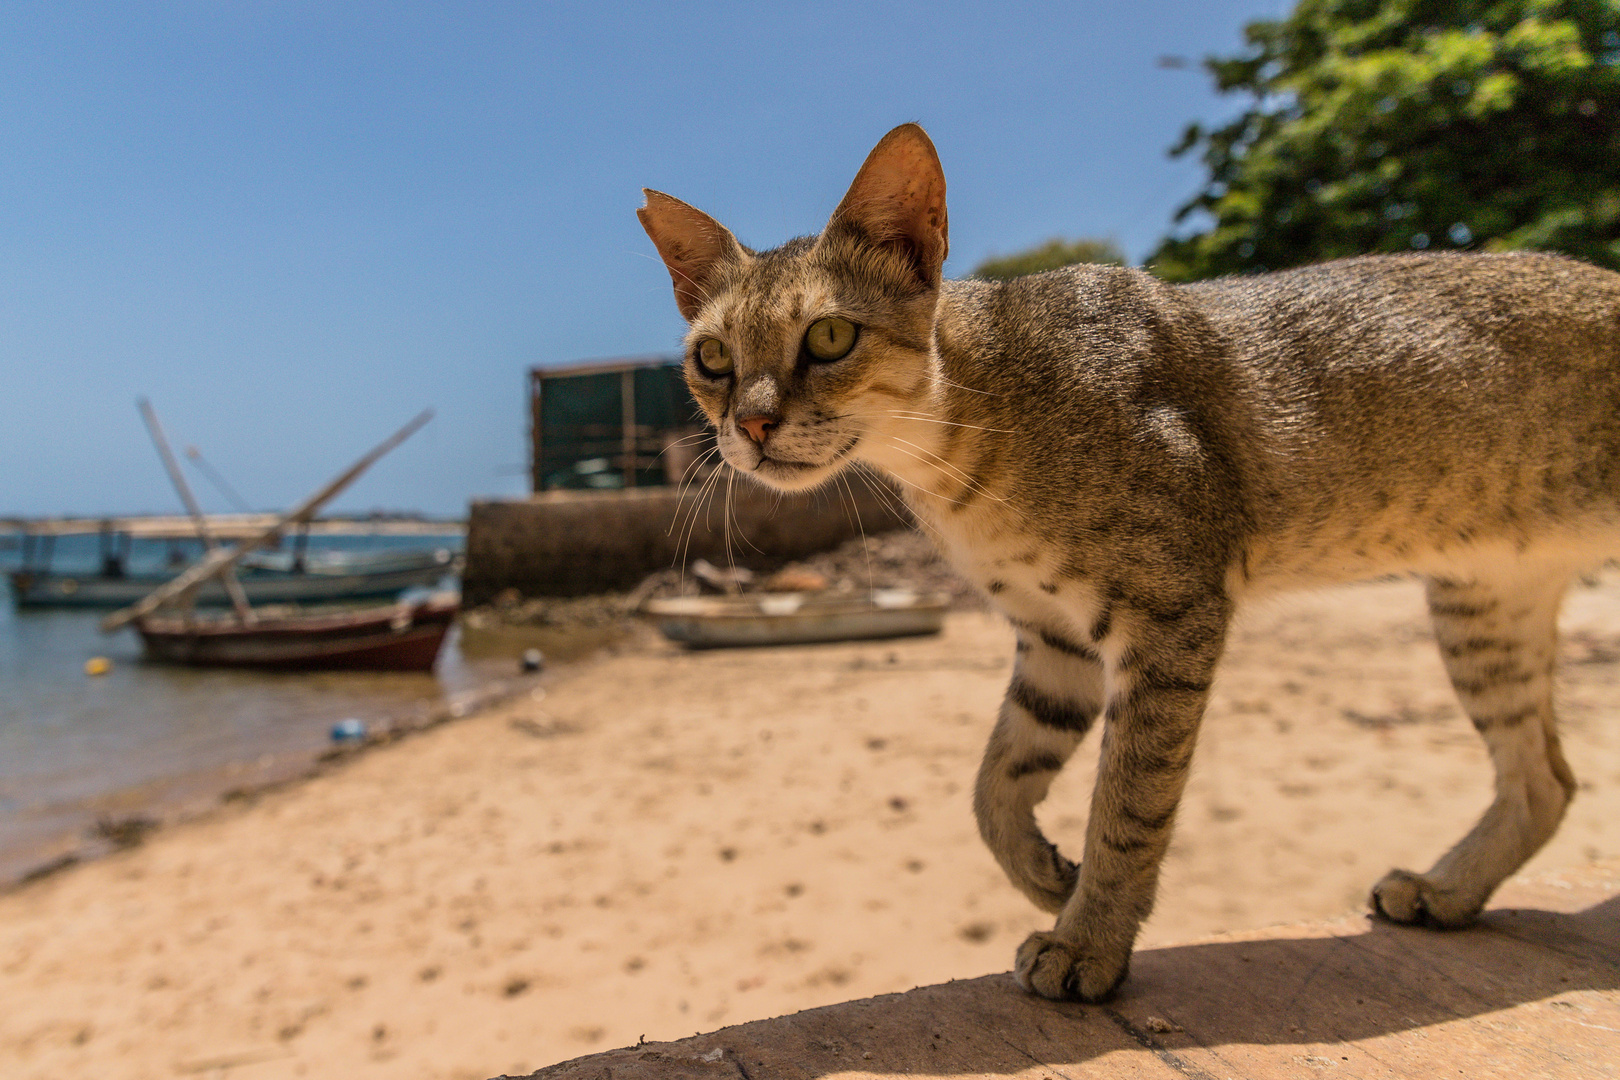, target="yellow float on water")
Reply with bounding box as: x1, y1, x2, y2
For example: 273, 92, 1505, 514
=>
84, 657, 112, 676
